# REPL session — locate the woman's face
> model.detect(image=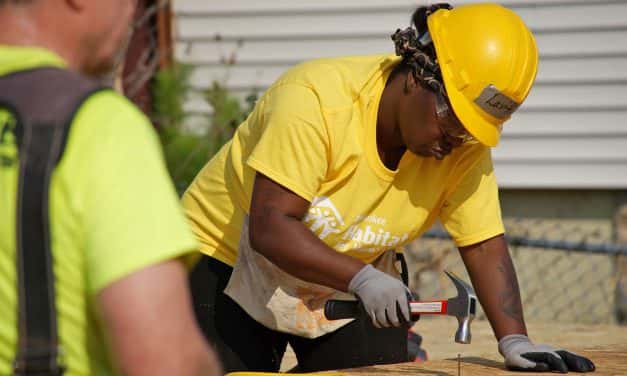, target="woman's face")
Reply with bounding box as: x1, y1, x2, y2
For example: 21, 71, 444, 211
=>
397, 73, 469, 160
